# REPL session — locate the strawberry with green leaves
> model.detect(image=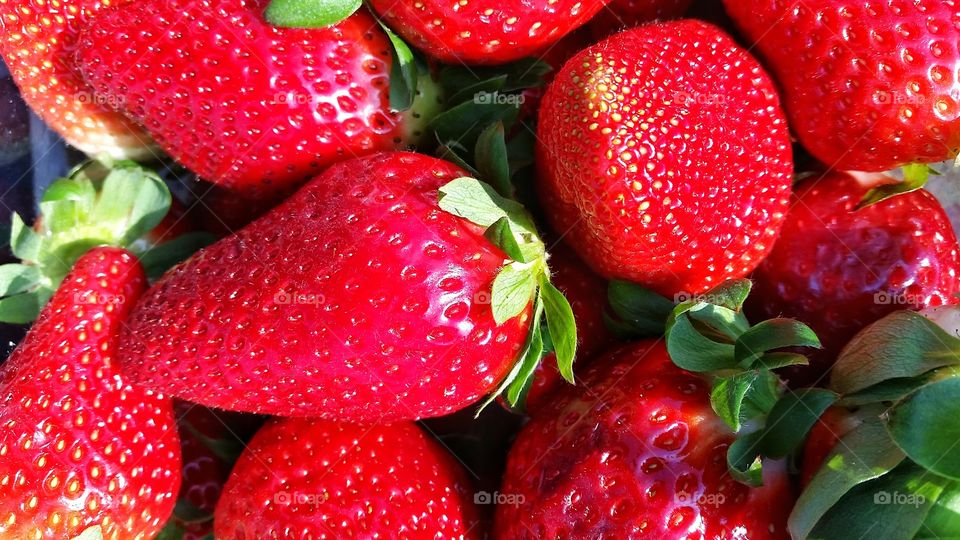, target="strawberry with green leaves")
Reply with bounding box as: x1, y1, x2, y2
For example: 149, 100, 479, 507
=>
723, 0, 960, 175
118, 151, 576, 421
214, 417, 481, 538
76, 0, 442, 204
0, 247, 180, 540
790, 307, 960, 539
536, 20, 793, 297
